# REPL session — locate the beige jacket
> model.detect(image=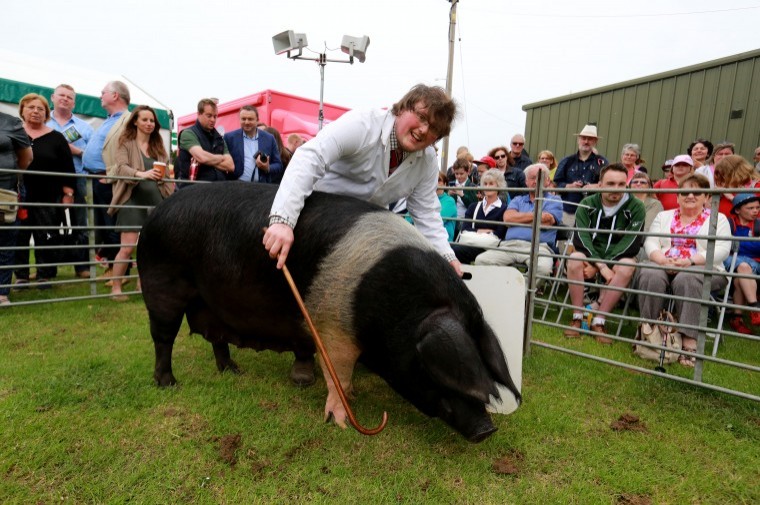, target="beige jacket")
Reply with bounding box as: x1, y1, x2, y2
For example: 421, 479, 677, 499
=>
103, 111, 131, 177
108, 138, 171, 216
